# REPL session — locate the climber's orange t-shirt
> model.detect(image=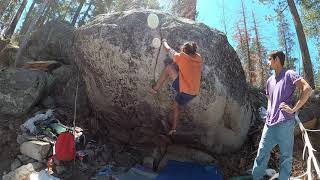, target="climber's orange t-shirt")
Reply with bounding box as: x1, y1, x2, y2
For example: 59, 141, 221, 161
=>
171, 51, 202, 96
